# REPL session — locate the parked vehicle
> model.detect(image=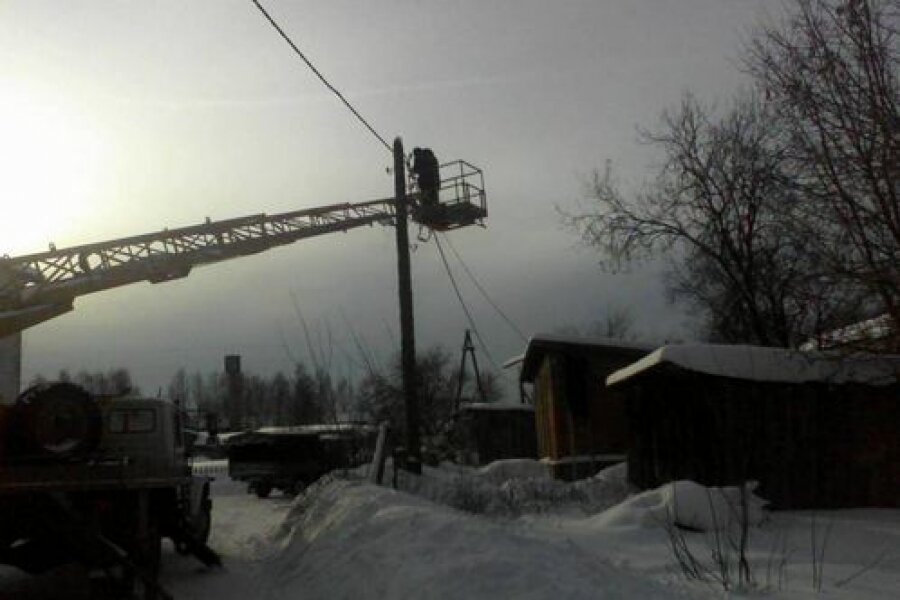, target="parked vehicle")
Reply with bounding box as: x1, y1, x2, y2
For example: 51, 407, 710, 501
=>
226, 424, 377, 498
0, 382, 219, 598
